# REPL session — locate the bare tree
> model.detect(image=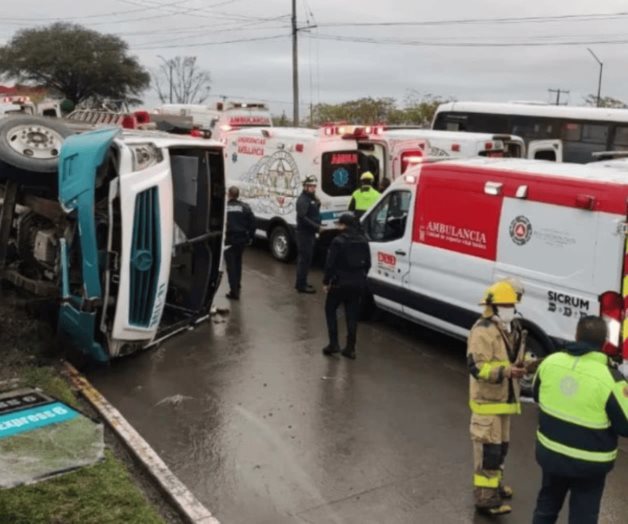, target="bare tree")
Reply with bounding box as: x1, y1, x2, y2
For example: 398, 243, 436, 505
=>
153, 56, 211, 104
